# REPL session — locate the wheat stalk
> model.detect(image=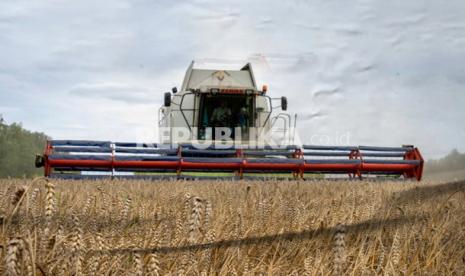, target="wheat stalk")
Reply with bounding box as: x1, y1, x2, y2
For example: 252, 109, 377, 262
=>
332, 223, 346, 275
204, 199, 213, 236
82, 194, 95, 216
303, 256, 312, 276
120, 195, 132, 222
376, 238, 386, 274
389, 230, 401, 271
28, 188, 40, 223
146, 253, 160, 276
5, 237, 23, 276
22, 235, 35, 276
188, 196, 203, 244
70, 213, 84, 275
132, 250, 143, 276
44, 180, 55, 226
